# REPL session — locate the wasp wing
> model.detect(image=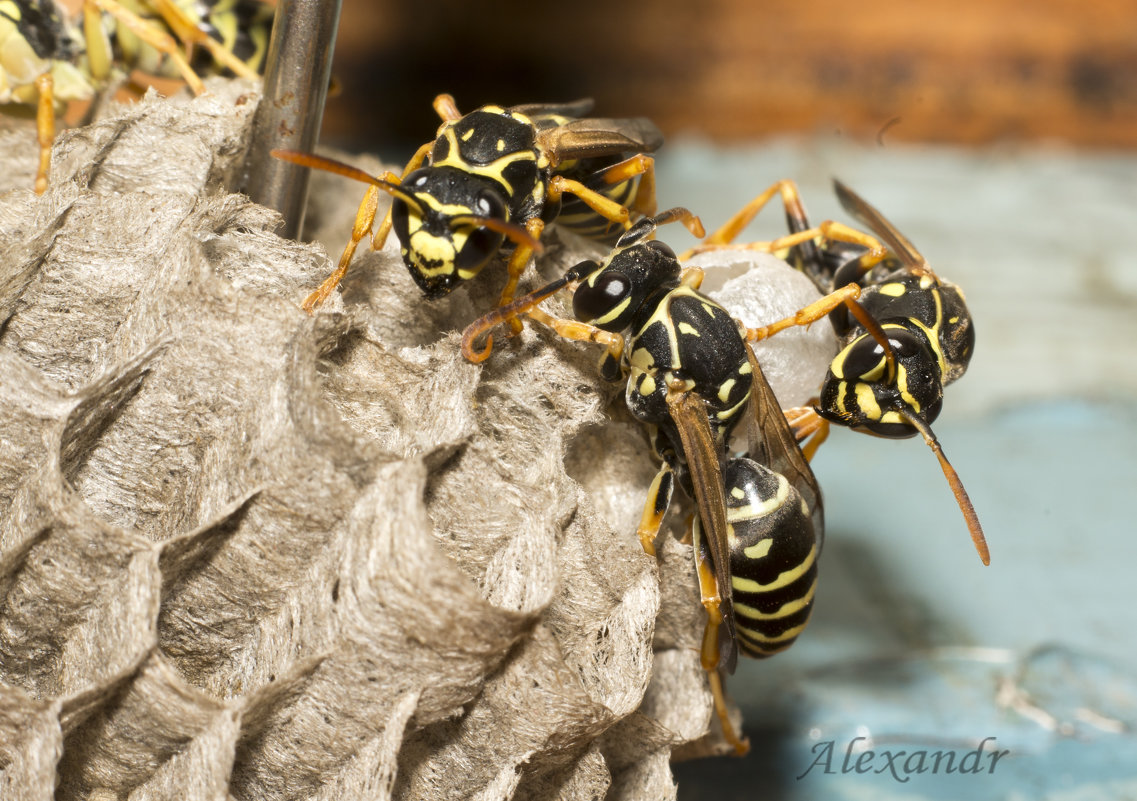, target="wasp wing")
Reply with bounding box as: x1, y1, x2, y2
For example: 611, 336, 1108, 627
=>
833, 179, 929, 274
744, 346, 824, 547
537, 118, 665, 165
509, 98, 596, 120
666, 389, 739, 675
